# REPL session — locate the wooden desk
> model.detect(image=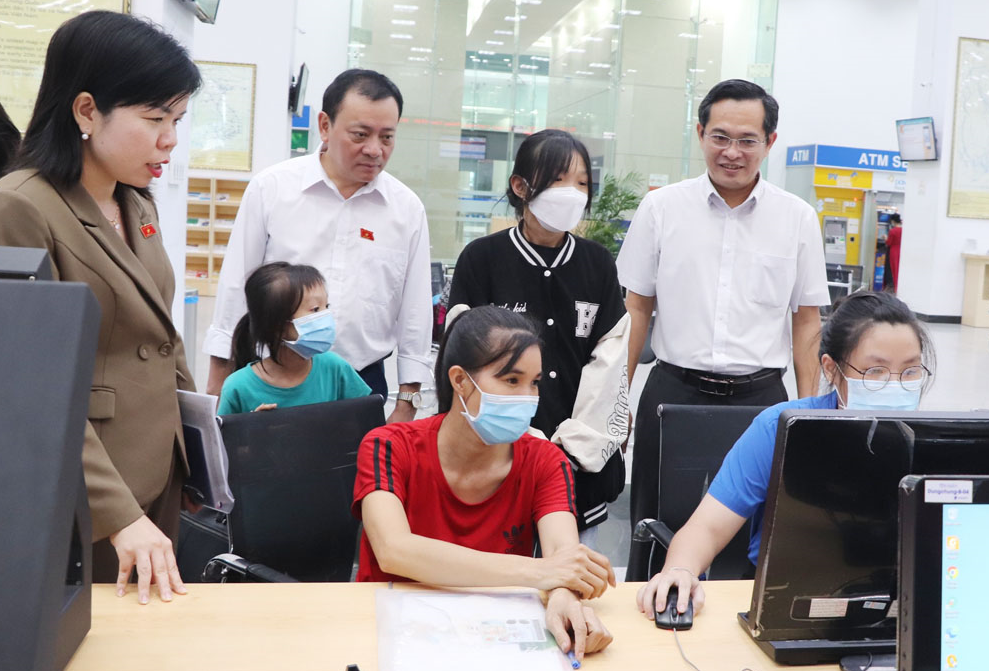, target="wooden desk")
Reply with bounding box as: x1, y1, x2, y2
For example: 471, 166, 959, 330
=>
66, 581, 837, 671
